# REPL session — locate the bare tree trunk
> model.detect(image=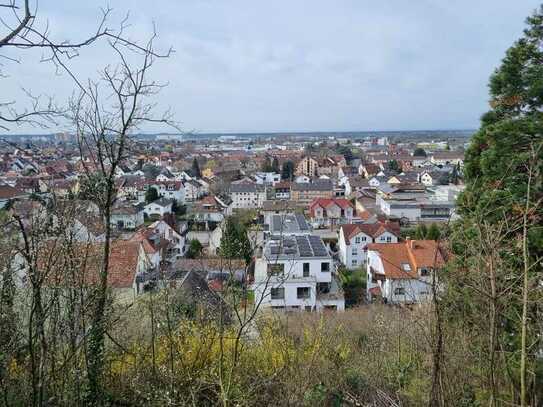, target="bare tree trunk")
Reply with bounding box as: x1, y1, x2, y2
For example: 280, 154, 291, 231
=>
519, 153, 533, 407
86, 190, 113, 404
